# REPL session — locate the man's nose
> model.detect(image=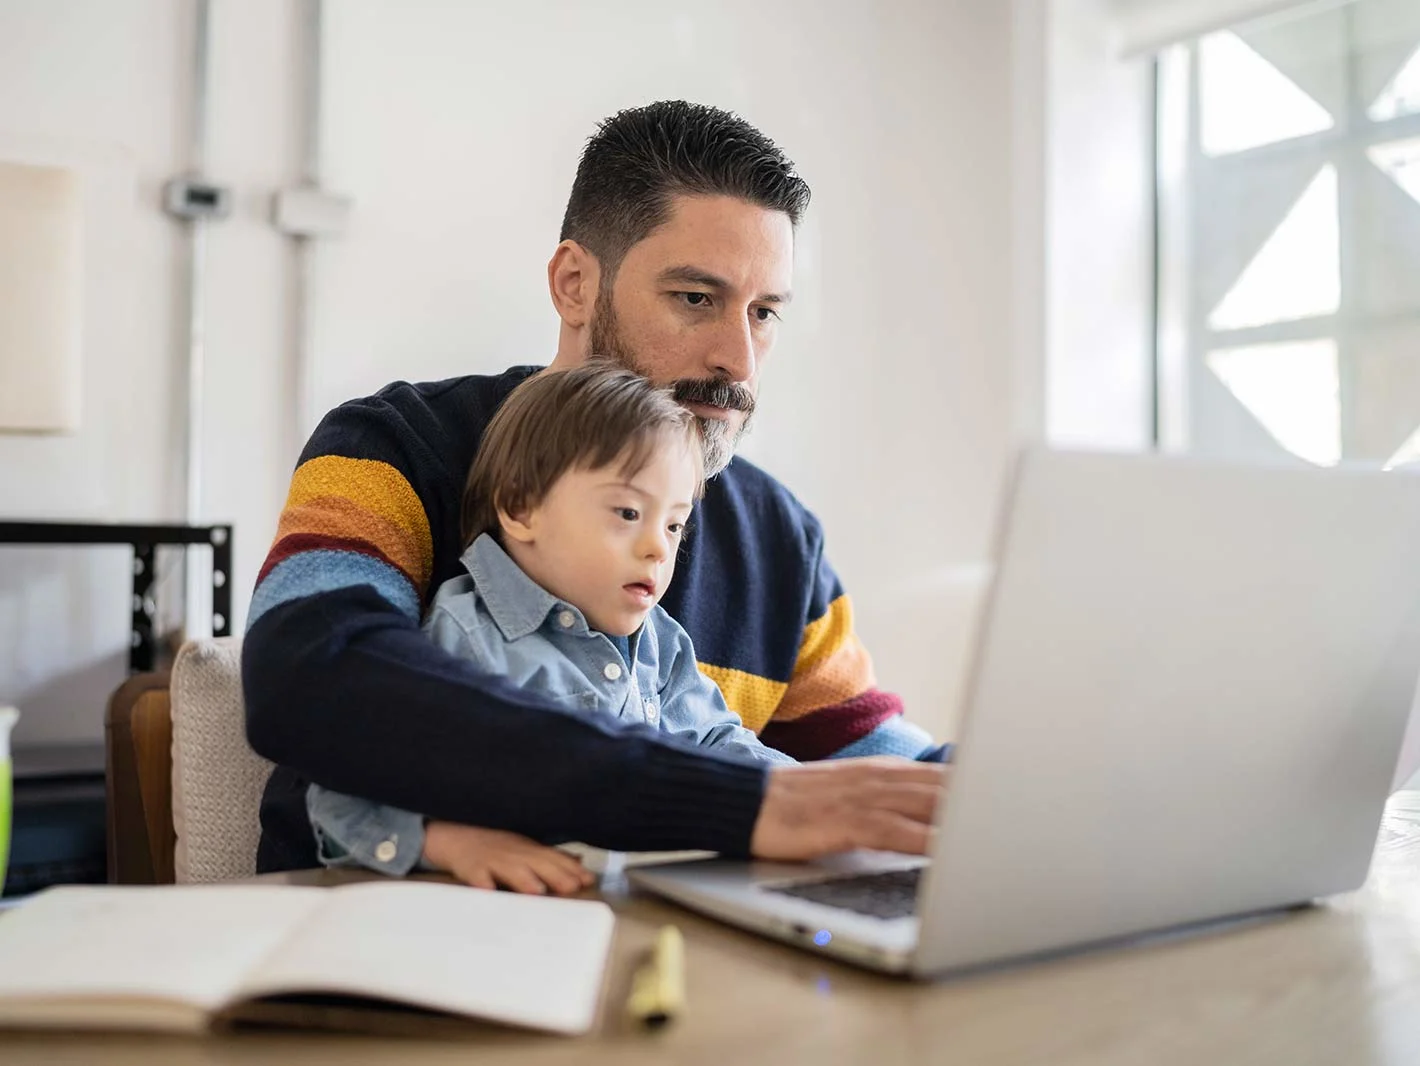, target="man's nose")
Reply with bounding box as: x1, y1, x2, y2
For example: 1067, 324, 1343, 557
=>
706, 313, 756, 383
